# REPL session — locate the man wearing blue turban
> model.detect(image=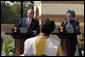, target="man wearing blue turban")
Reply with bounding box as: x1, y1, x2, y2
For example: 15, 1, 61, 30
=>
61, 10, 81, 56
66, 10, 75, 18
